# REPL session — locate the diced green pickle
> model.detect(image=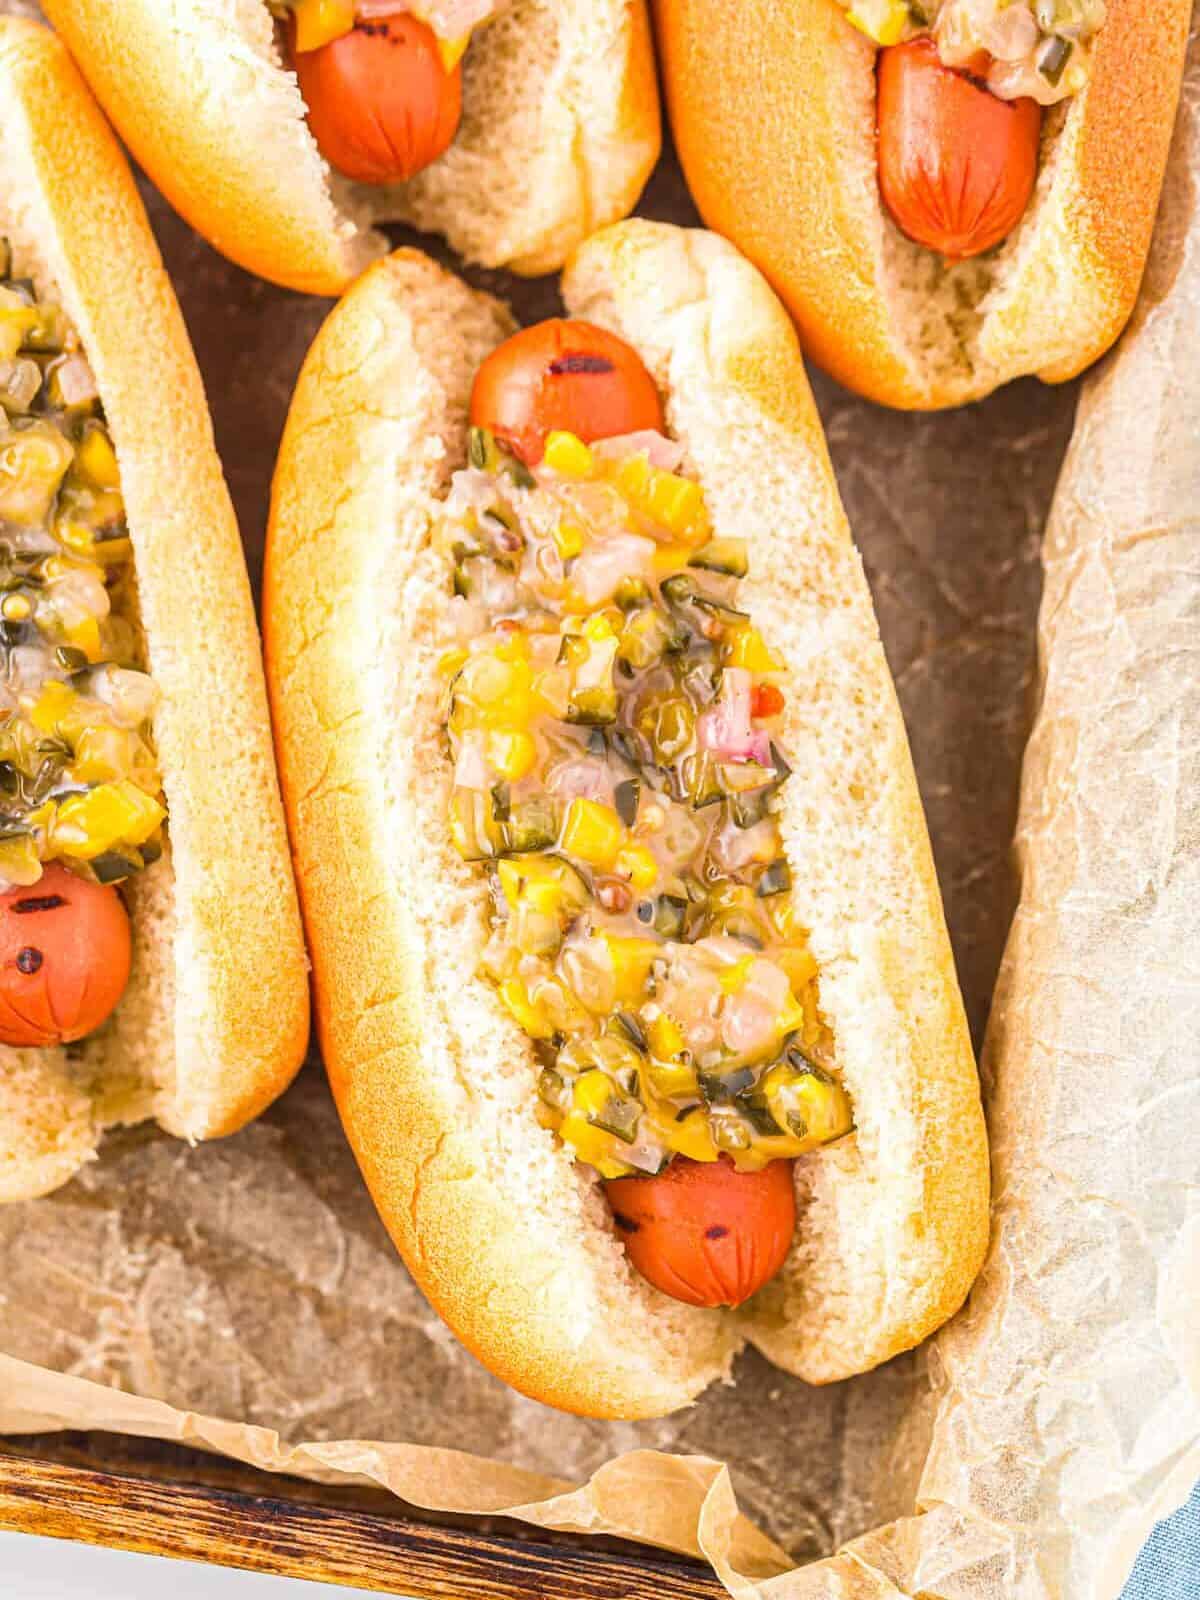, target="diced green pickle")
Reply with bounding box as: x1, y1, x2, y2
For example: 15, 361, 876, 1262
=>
617, 606, 679, 667
688, 538, 749, 578
636, 693, 694, 761
504, 797, 558, 853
